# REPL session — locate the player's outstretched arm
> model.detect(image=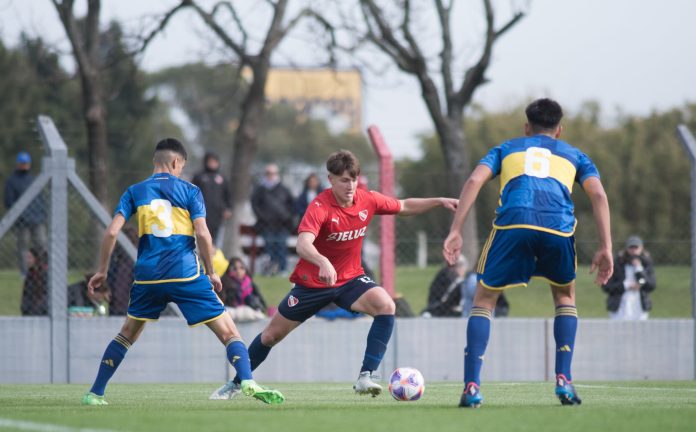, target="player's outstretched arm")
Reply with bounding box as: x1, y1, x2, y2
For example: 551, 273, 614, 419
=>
193, 218, 222, 292
296, 231, 337, 286
398, 197, 458, 216
442, 165, 493, 265
88, 214, 126, 294
443, 165, 493, 265
582, 176, 613, 285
